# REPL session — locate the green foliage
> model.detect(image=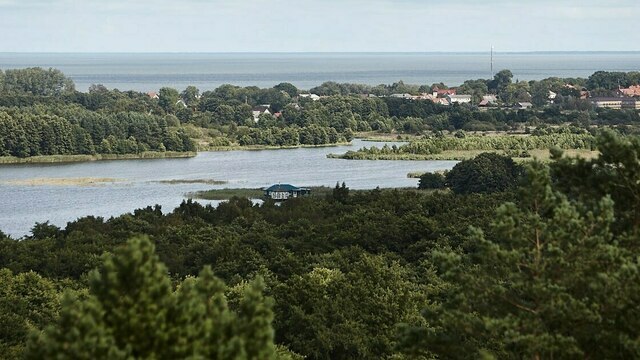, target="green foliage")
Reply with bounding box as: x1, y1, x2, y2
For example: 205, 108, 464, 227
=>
26, 236, 279, 359
551, 129, 640, 233
0, 269, 59, 359
1, 67, 75, 96
332, 182, 350, 203
417, 172, 446, 190
446, 152, 522, 194
275, 249, 427, 359
274, 82, 299, 97
587, 70, 640, 90
158, 87, 180, 114
340, 132, 597, 160
0, 67, 638, 159
0, 106, 195, 157
399, 163, 640, 359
